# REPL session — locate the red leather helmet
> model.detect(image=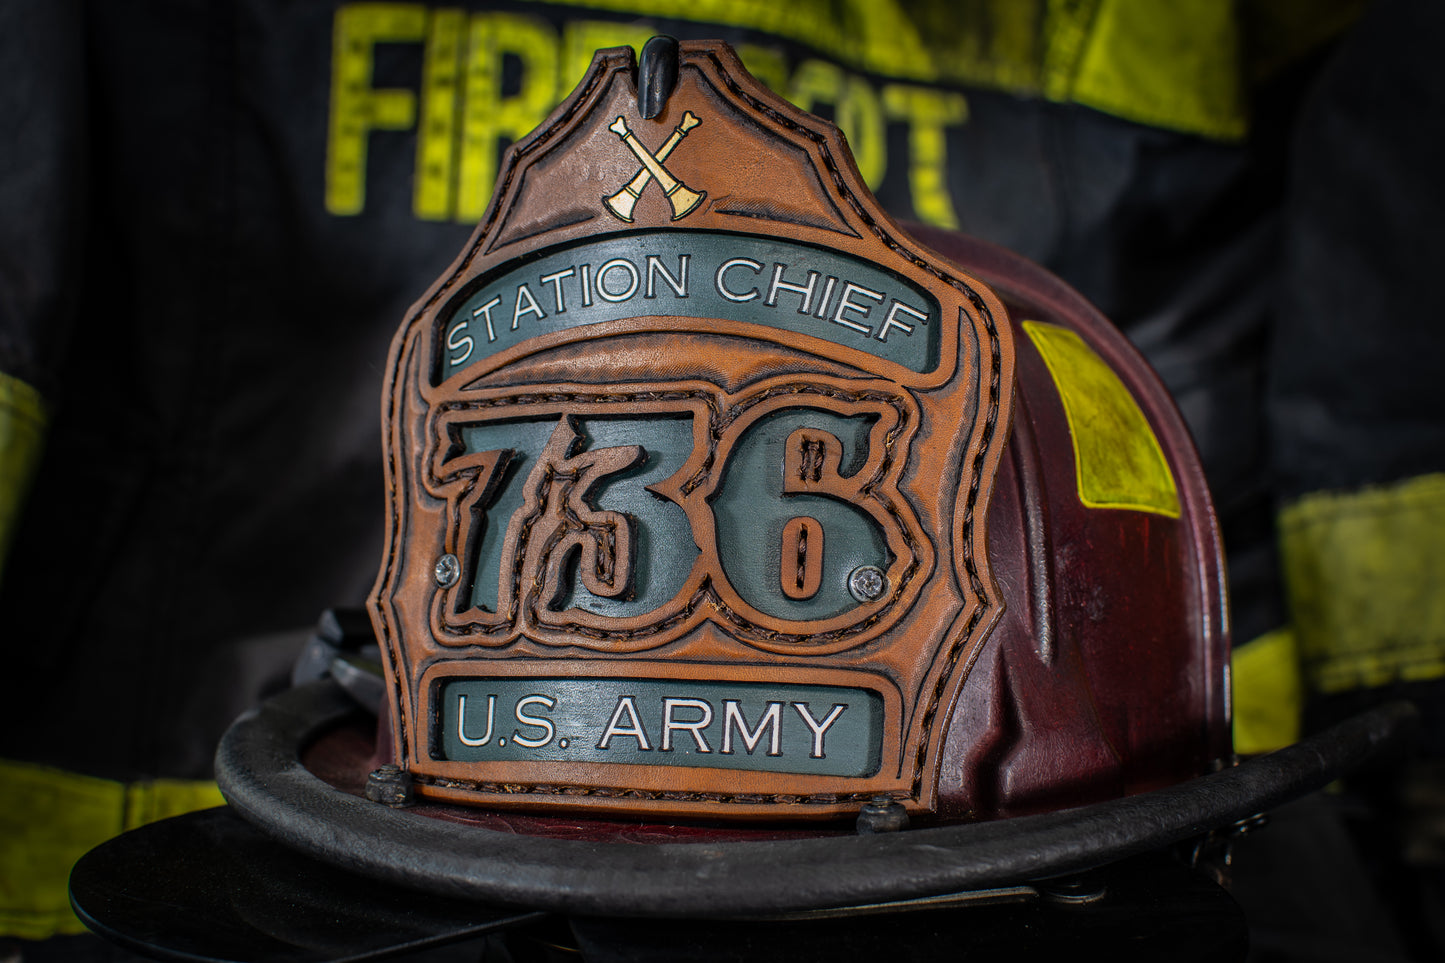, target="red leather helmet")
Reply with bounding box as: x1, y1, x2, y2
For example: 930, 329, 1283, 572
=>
348, 37, 1227, 826
196, 38, 1406, 918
